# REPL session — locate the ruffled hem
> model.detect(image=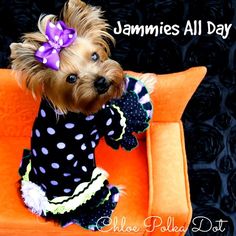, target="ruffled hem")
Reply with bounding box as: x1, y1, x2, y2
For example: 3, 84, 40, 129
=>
46, 185, 120, 230
19, 150, 120, 230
